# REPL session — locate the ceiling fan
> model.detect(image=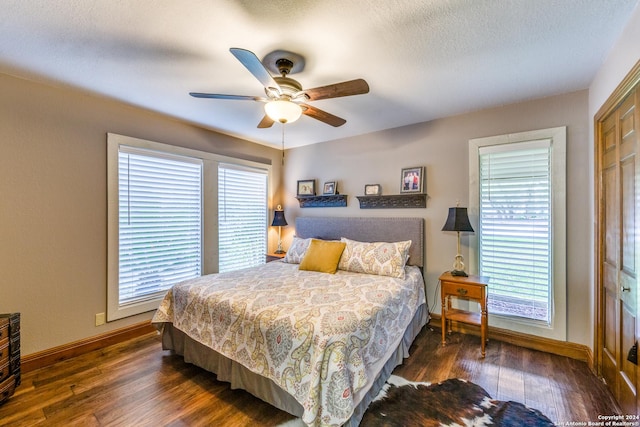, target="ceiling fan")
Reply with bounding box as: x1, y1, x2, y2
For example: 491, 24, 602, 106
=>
189, 48, 370, 128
